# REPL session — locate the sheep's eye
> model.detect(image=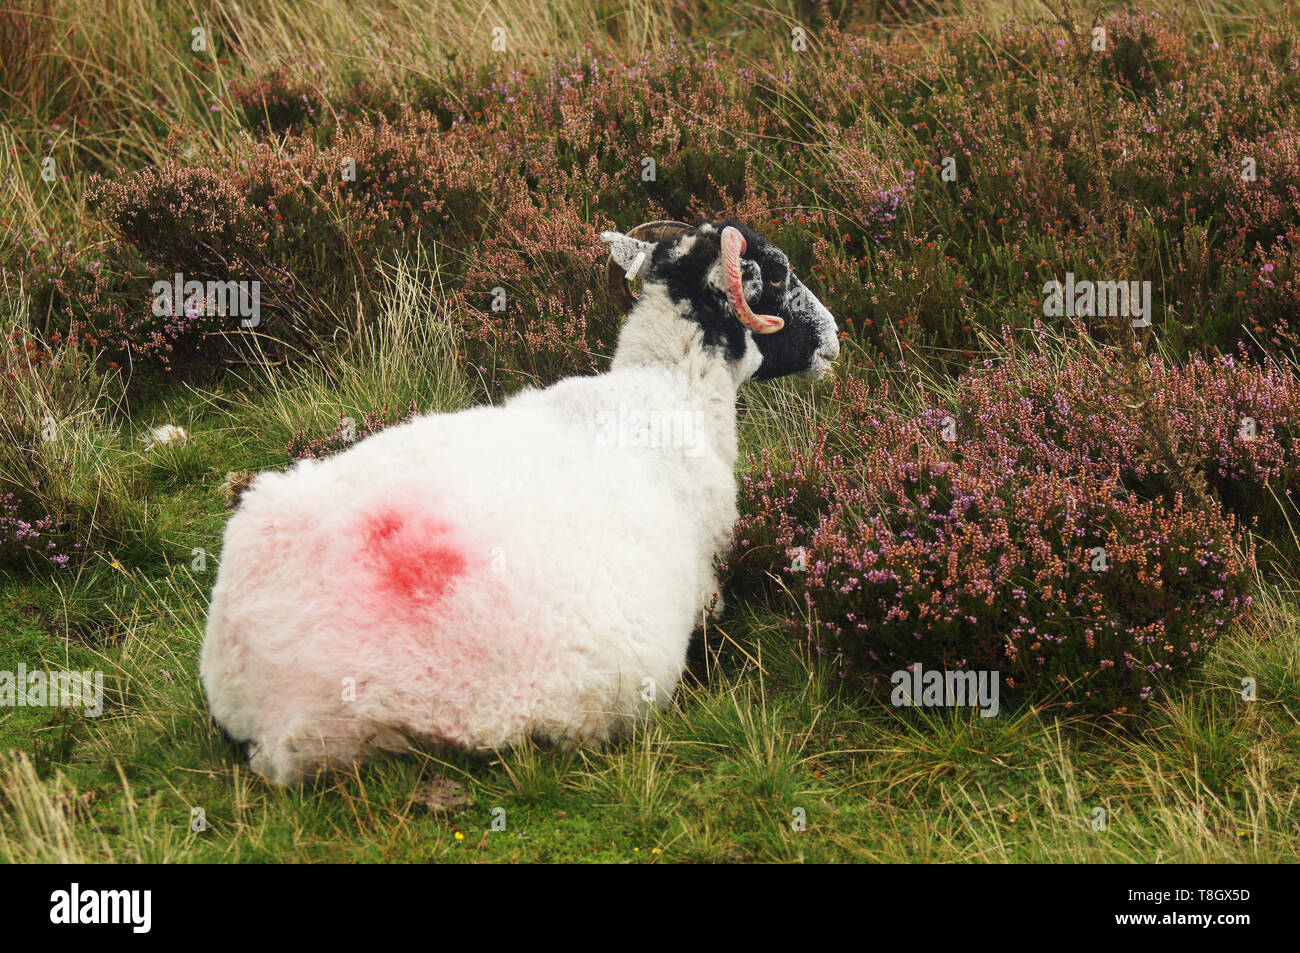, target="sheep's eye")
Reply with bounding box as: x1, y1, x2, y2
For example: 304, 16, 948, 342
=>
768, 276, 784, 287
